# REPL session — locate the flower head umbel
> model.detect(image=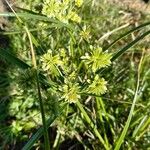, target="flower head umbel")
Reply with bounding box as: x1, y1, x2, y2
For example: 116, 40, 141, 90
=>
42, 0, 83, 23
67, 11, 81, 23
81, 47, 112, 72
75, 0, 83, 7
80, 25, 91, 40
87, 75, 107, 95
42, 0, 60, 18
40, 50, 62, 77
62, 81, 80, 103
